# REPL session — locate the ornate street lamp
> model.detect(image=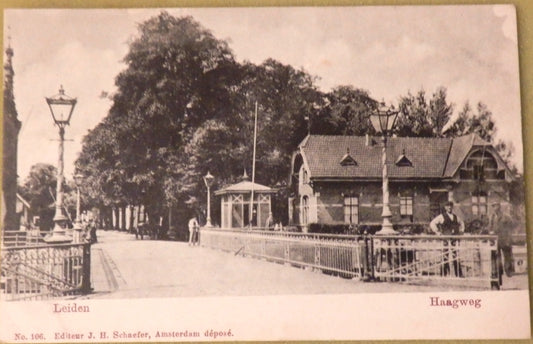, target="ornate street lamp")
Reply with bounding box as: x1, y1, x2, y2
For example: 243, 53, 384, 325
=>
44, 86, 77, 243
203, 171, 215, 227
370, 102, 399, 235
72, 173, 84, 242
